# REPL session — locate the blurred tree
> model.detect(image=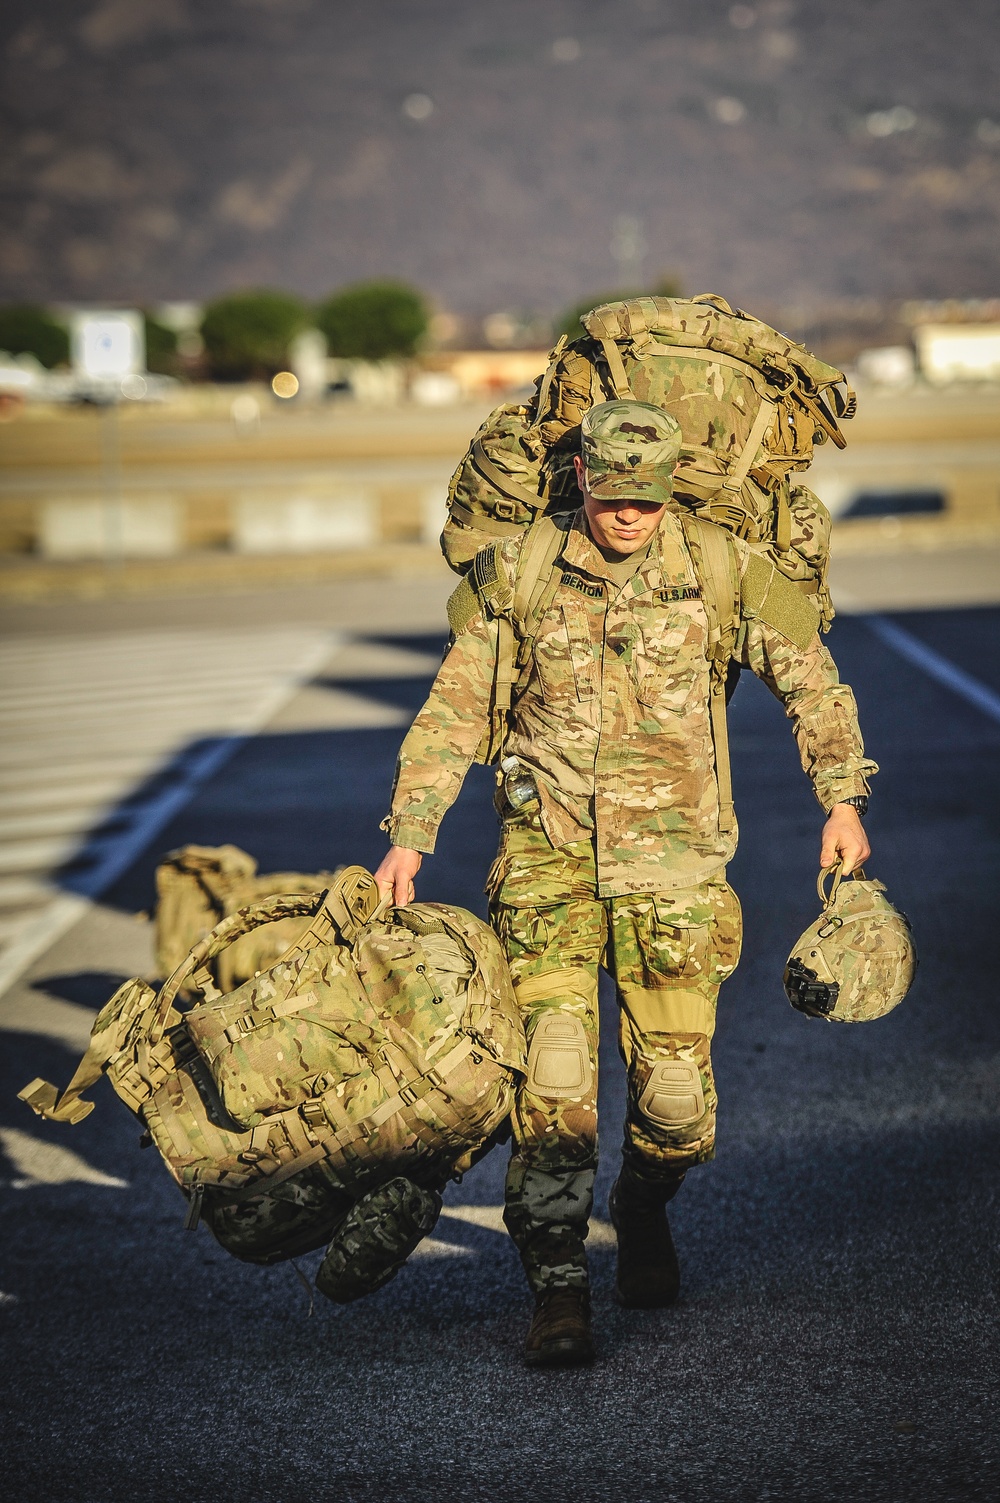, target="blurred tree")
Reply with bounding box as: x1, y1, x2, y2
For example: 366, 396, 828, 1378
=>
316, 281, 428, 360
555, 276, 683, 341
200, 290, 308, 380
143, 313, 179, 375
0, 305, 69, 368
